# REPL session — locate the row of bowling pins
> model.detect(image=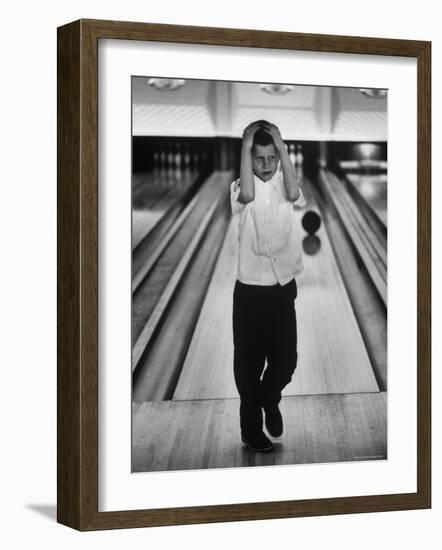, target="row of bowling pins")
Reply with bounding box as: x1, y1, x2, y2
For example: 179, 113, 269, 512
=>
152, 142, 208, 174
287, 143, 304, 167
148, 165, 195, 188
150, 142, 303, 173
